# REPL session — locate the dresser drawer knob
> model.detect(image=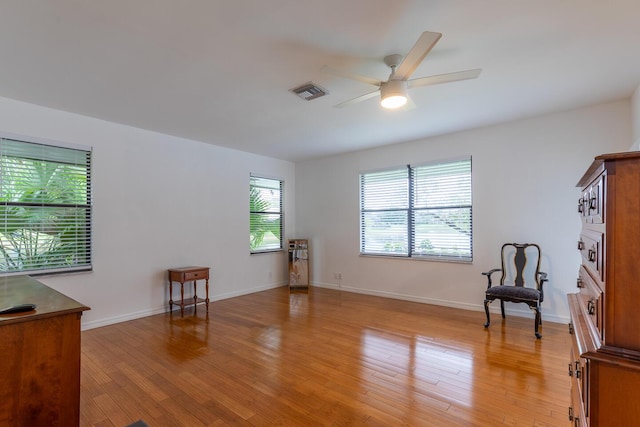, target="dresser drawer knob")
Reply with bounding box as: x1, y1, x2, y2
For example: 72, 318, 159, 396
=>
577, 240, 584, 250
589, 196, 598, 210
568, 363, 573, 377
587, 299, 596, 315
576, 278, 583, 288
588, 249, 596, 262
